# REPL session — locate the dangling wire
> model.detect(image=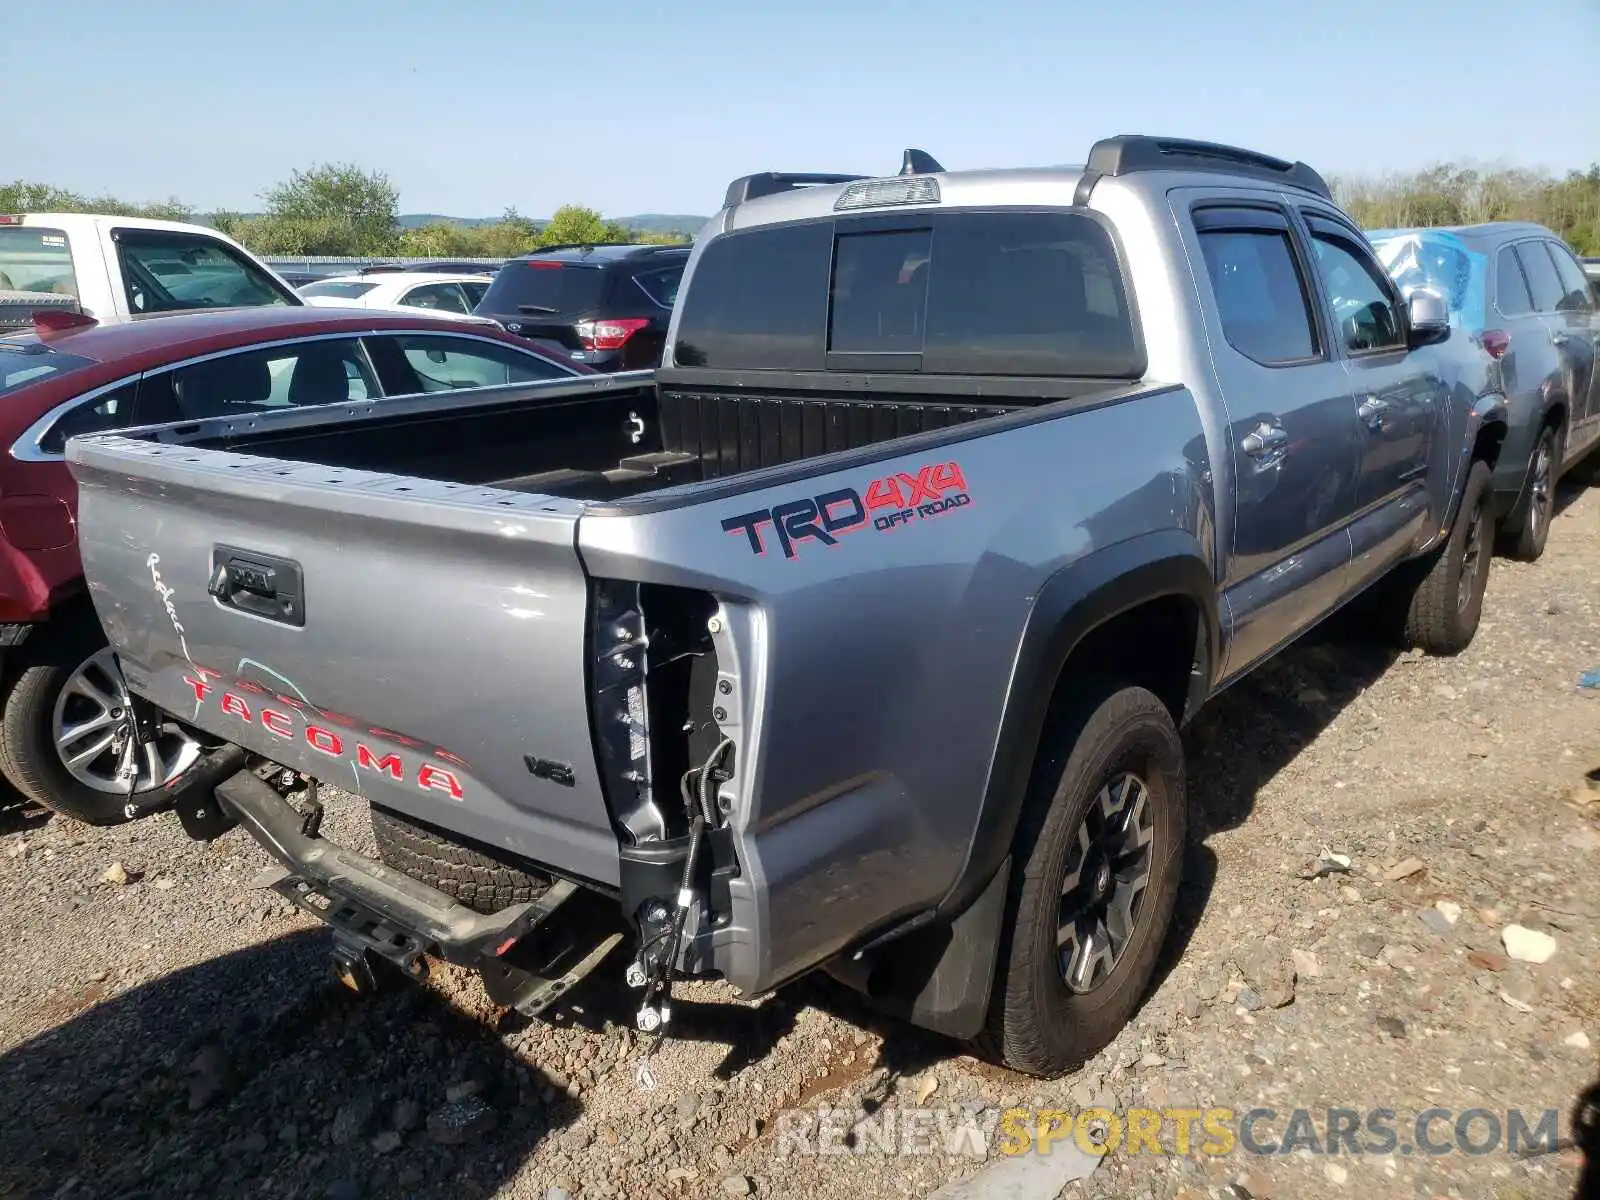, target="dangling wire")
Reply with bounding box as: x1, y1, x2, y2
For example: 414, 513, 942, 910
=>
634, 737, 736, 1089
